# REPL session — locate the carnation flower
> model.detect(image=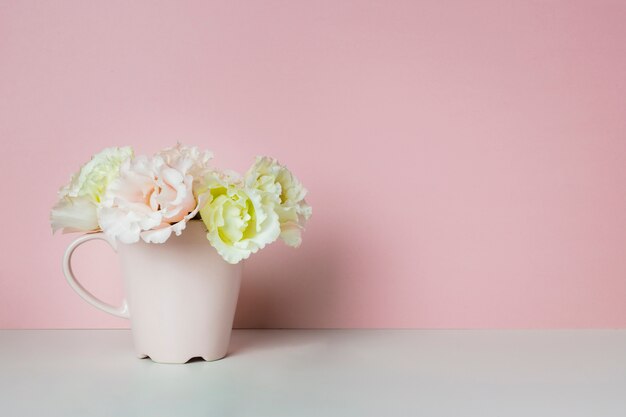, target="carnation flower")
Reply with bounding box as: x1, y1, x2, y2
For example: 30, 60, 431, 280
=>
245, 156, 312, 247
50, 146, 133, 233
98, 145, 212, 244
195, 171, 280, 264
